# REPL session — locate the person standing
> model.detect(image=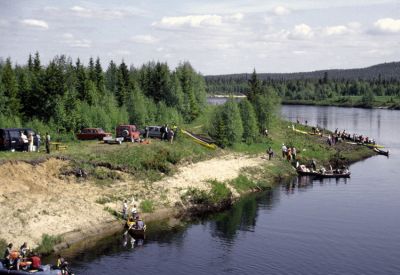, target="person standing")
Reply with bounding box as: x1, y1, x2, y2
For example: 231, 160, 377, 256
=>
45, 133, 51, 154
168, 129, 174, 144
292, 147, 297, 160
34, 132, 41, 152
131, 204, 138, 219
28, 133, 34, 152
122, 200, 128, 220
267, 147, 274, 160
281, 144, 287, 158
20, 131, 28, 152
